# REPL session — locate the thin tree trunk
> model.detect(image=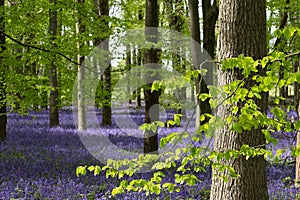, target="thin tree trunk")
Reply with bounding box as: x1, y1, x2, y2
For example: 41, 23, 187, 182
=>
166, 0, 186, 118
297, 102, 300, 185
98, 0, 112, 126
210, 0, 269, 199
76, 0, 87, 130
136, 48, 142, 108
127, 47, 132, 104
295, 52, 300, 186
0, 0, 6, 141
49, 0, 59, 127
202, 0, 218, 60
136, 10, 143, 108
144, 0, 160, 154
188, 0, 211, 130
